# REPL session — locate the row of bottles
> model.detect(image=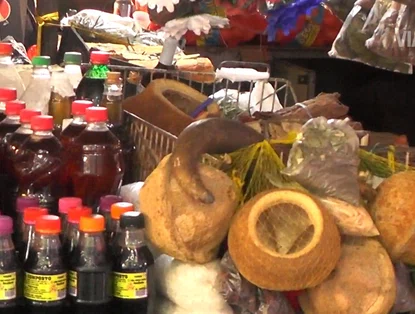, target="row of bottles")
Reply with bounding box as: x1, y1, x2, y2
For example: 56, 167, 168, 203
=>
0, 96, 125, 214
0, 196, 153, 313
